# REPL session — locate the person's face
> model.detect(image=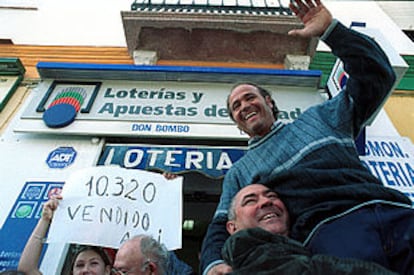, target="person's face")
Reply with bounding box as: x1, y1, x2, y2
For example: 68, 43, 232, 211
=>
72, 249, 110, 275
228, 84, 275, 137
113, 239, 154, 275
227, 184, 289, 236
